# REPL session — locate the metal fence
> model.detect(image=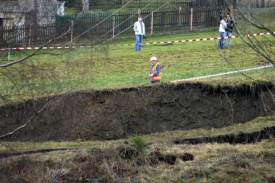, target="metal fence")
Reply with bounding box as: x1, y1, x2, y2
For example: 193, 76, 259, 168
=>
1, 24, 58, 47
65, 0, 192, 10
0, 8, 221, 47
64, 0, 275, 10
